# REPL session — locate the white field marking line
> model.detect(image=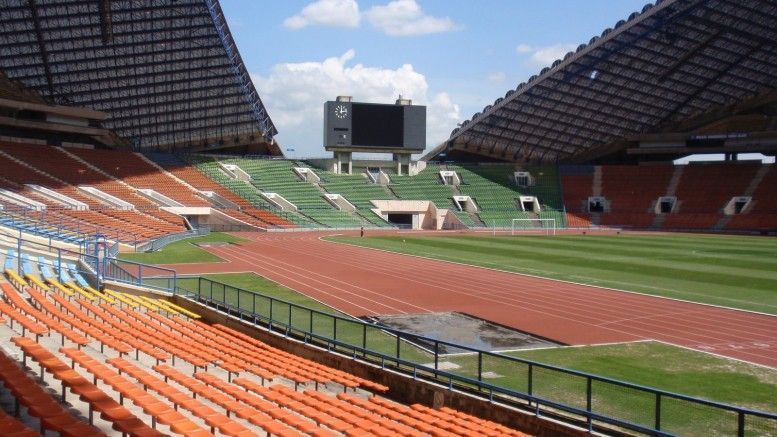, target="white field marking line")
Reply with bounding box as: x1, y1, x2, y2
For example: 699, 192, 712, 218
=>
211, 243, 429, 315
593, 311, 777, 341
204, 246, 387, 316
318, 239, 777, 349
293, 238, 659, 336
222, 239, 439, 315
322, 237, 776, 340
301, 239, 755, 347
448, 339, 659, 356
322, 236, 770, 304
322, 236, 777, 318
176, 271, 366, 323
651, 340, 777, 370
276, 238, 772, 340
338, 233, 777, 302
214, 240, 436, 315
207, 244, 403, 315
594, 307, 777, 334
315, 237, 659, 323
702, 339, 777, 348
478, 285, 777, 337
333, 238, 777, 311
